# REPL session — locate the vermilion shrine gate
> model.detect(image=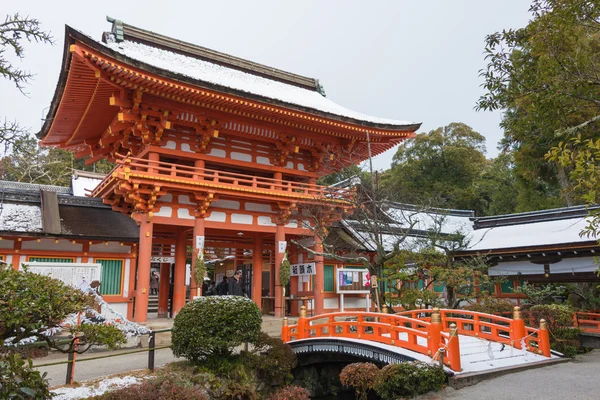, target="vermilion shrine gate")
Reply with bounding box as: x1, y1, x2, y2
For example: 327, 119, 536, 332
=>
40, 18, 419, 322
